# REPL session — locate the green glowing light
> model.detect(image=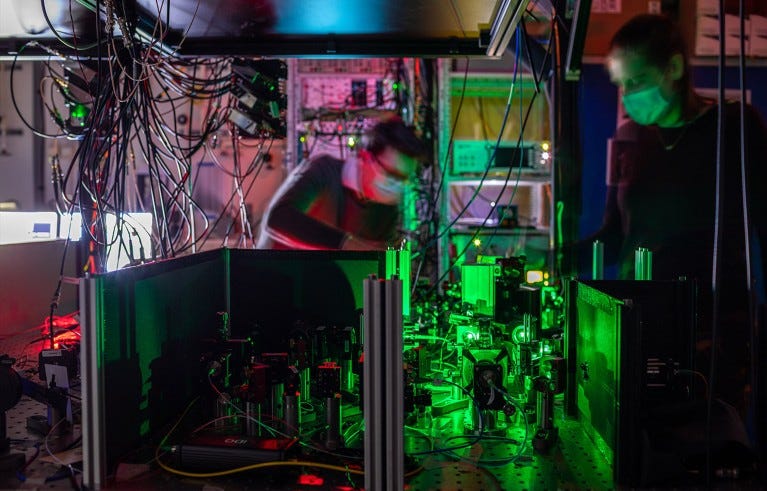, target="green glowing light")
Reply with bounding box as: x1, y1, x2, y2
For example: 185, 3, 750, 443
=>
70, 103, 89, 124
511, 324, 527, 344
472, 238, 481, 247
